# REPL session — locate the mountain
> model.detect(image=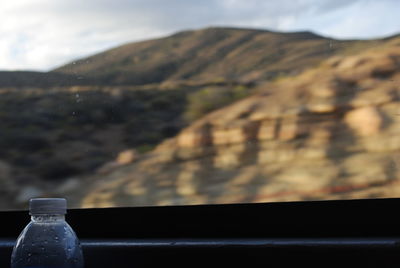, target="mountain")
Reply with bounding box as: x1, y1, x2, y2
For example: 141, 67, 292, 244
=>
0, 27, 387, 89
74, 36, 400, 208
53, 27, 382, 86
0, 27, 398, 209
